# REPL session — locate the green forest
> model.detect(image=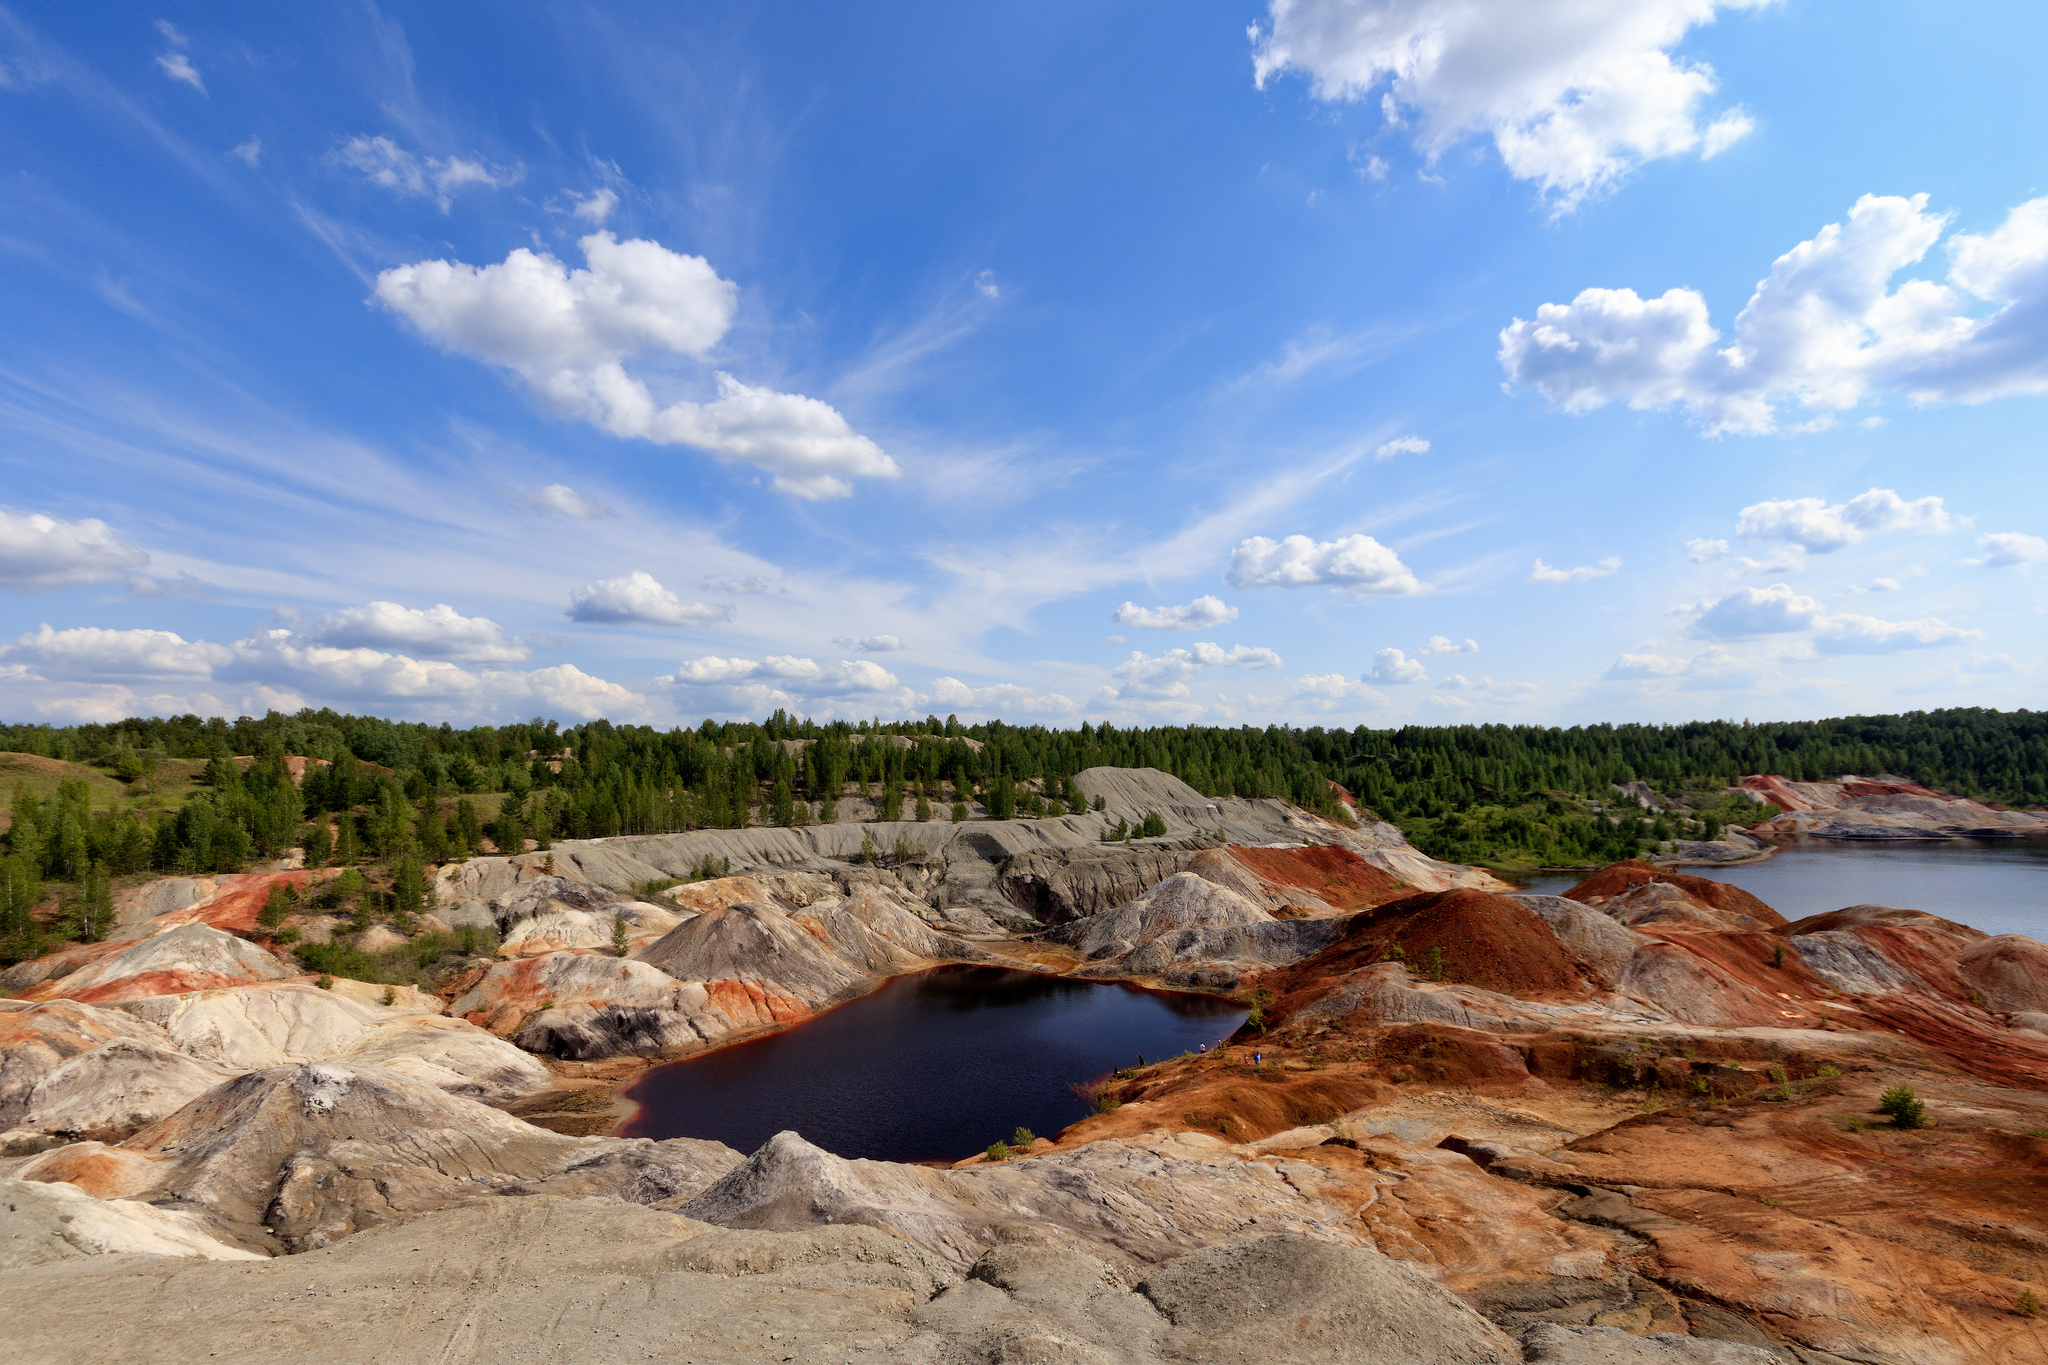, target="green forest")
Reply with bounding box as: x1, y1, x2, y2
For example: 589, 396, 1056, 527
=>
3, 705, 2043, 964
